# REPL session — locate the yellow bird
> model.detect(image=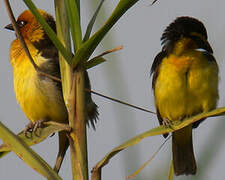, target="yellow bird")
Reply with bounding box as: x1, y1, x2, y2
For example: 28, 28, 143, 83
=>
5, 9, 98, 172
151, 17, 218, 175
